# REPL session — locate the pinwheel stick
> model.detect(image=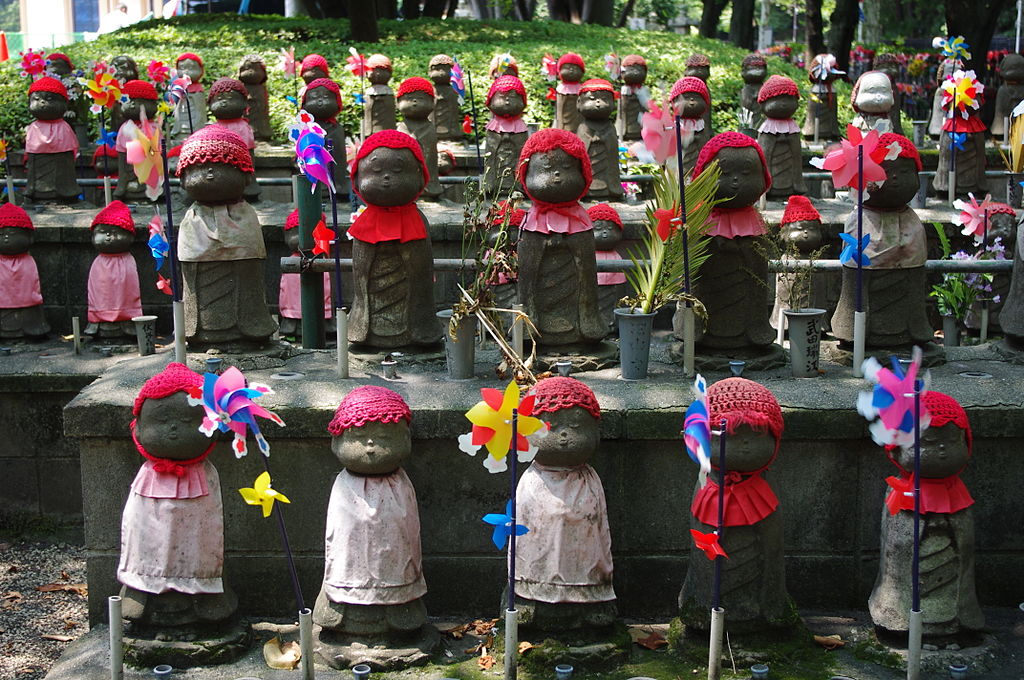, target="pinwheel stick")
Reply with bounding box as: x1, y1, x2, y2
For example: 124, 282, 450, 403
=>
981, 209, 990, 343
504, 408, 520, 680
159, 136, 186, 363
853, 146, 867, 379
183, 91, 195, 136
327, 153, 349, 378
293, 174, 326, 349
948, 114, 957, 204
256, 450, 306, 613
464, 65, 483, 176
906, 378, 923, 680
707, 417, 727, 680
100, 108, 112, 205
4, 151, 15, 206
672, 117, 695, 376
